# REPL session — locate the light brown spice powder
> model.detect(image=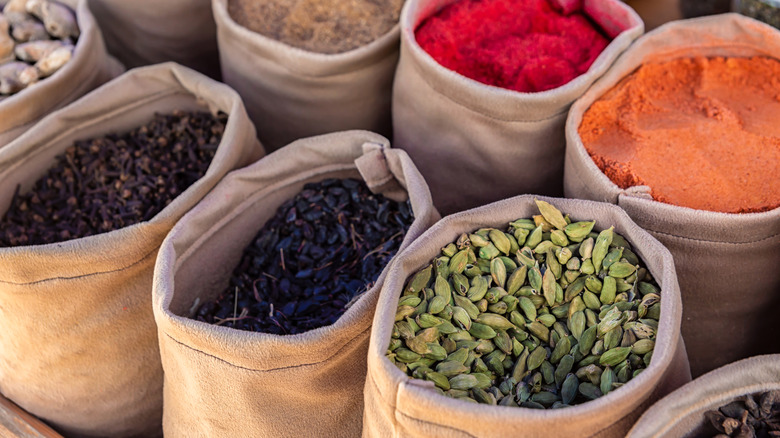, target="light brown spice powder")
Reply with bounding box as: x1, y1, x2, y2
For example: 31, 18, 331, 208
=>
228, 0, 404, 54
